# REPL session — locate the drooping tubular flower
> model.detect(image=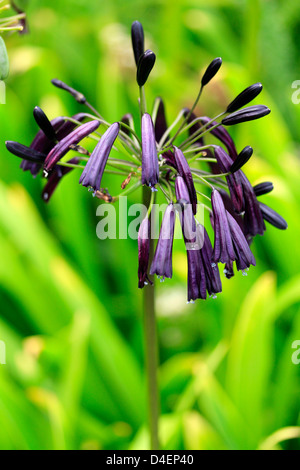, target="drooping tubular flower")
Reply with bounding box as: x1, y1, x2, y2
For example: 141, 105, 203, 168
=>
5, 20, 288, 302
150, 203, 175, 280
